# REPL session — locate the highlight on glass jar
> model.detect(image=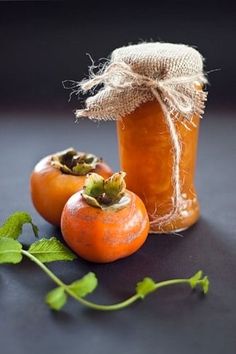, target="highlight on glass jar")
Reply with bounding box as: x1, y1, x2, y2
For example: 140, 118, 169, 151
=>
72, 42, 208, 234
